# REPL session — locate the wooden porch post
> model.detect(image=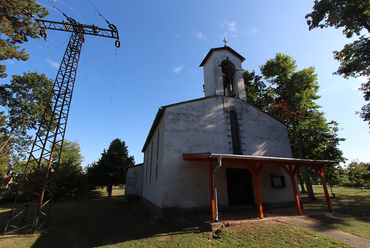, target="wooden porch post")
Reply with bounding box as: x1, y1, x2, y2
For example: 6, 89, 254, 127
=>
244, 163, 264, 219
209, 161, 216, 221
280, 164, 302, 215
253, 167, 264, 219
313, 165, 333, 212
